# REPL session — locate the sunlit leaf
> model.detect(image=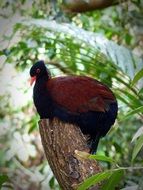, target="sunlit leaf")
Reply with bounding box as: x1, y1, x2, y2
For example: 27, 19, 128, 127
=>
131, 68, 143, 86
132, 135, 143, 161
21, 19, 143, 79
75, 151, 115, 163
121, 106, 143, 121
132, 126, 143, 142
89, 154, 115, 163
